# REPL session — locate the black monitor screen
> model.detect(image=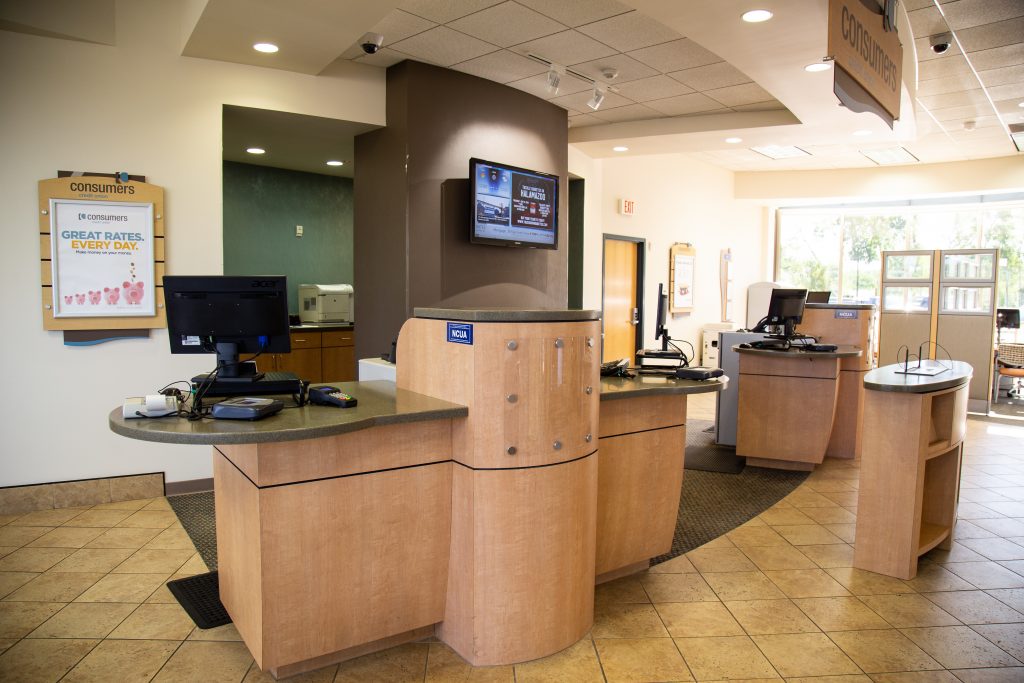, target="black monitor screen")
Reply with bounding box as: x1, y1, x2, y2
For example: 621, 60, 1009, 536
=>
997, 308, 1020, 329
655, 282, 669, 348
766, 288, 807, 338
807, 291, 831, 304
163, 275, 291, 377
470, 157, 558, 249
